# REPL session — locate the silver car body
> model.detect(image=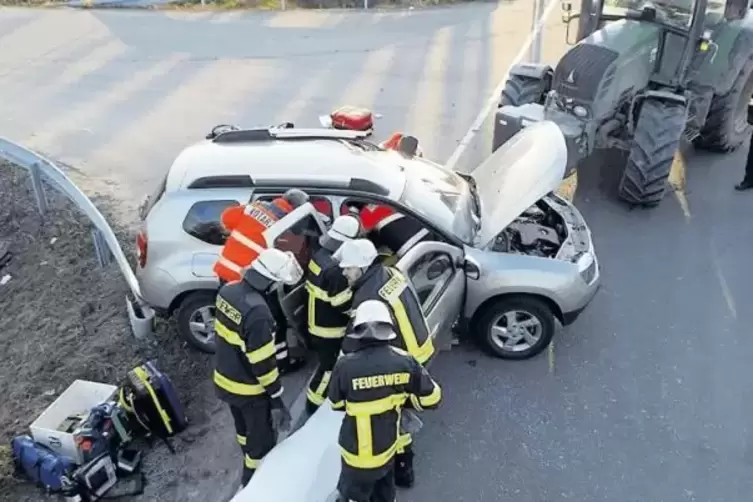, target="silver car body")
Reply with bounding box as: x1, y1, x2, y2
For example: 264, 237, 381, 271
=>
136, 123, 599, 352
